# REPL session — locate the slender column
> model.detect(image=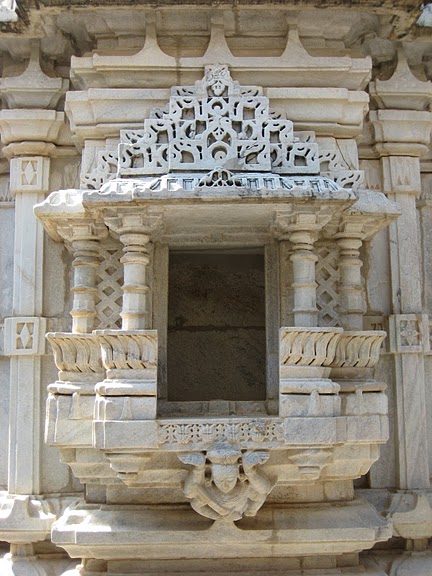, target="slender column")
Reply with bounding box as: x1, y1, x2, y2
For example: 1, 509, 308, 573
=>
92, 211, 162, 425
105, 211, 162, 330
58, 221, 108, 334
45, 222, 107, 451
120, 232, 151, 330
274, 208, 331, 327
290, 228, 319, 327
335, 220, 366, 331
